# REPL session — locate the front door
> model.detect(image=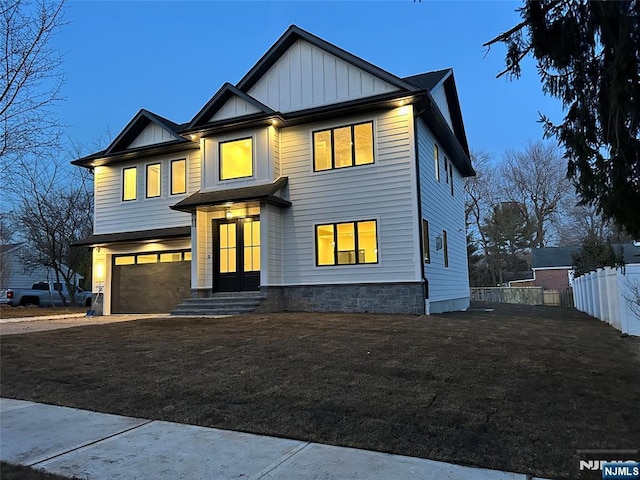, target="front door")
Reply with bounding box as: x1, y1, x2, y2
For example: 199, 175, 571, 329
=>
213, 217, 260, 292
